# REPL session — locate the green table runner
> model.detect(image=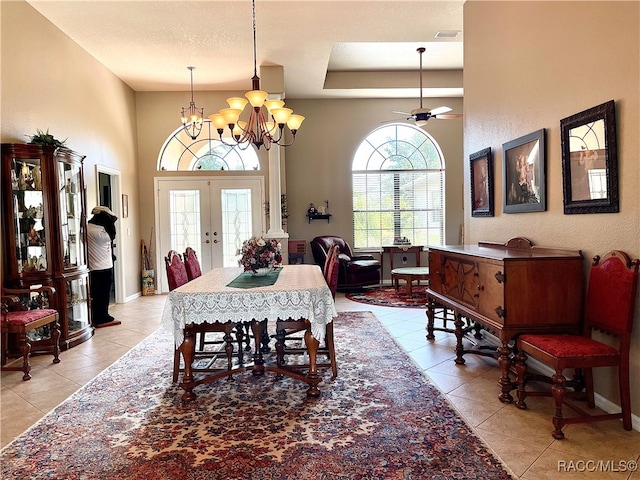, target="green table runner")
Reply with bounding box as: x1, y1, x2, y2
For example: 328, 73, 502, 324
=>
226, 268, 282, 289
